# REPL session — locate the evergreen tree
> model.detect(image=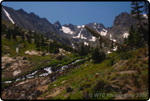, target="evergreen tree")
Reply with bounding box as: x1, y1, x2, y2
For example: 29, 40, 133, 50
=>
123, 37, 127, 45
79, 42, 85, 56
143, 1, 149, 19
99, 37, 102, 50
34, 31, 36, 38
2, 24, 7, 35
131, 1, 148, 48
21, 32, 25, 42
110, 40, 114, 49
92, 46, 106, 63
131, 1, 144, 28
6, 28, 11, 41
28, 33, 31, 43
116, 46, 121, 53
133, 29, 145, 49
12, 31, 16, 40
34, 35, 37, 44
126, 25, 135, 48
46, 35, 49, 40
36, 38, 40, 48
